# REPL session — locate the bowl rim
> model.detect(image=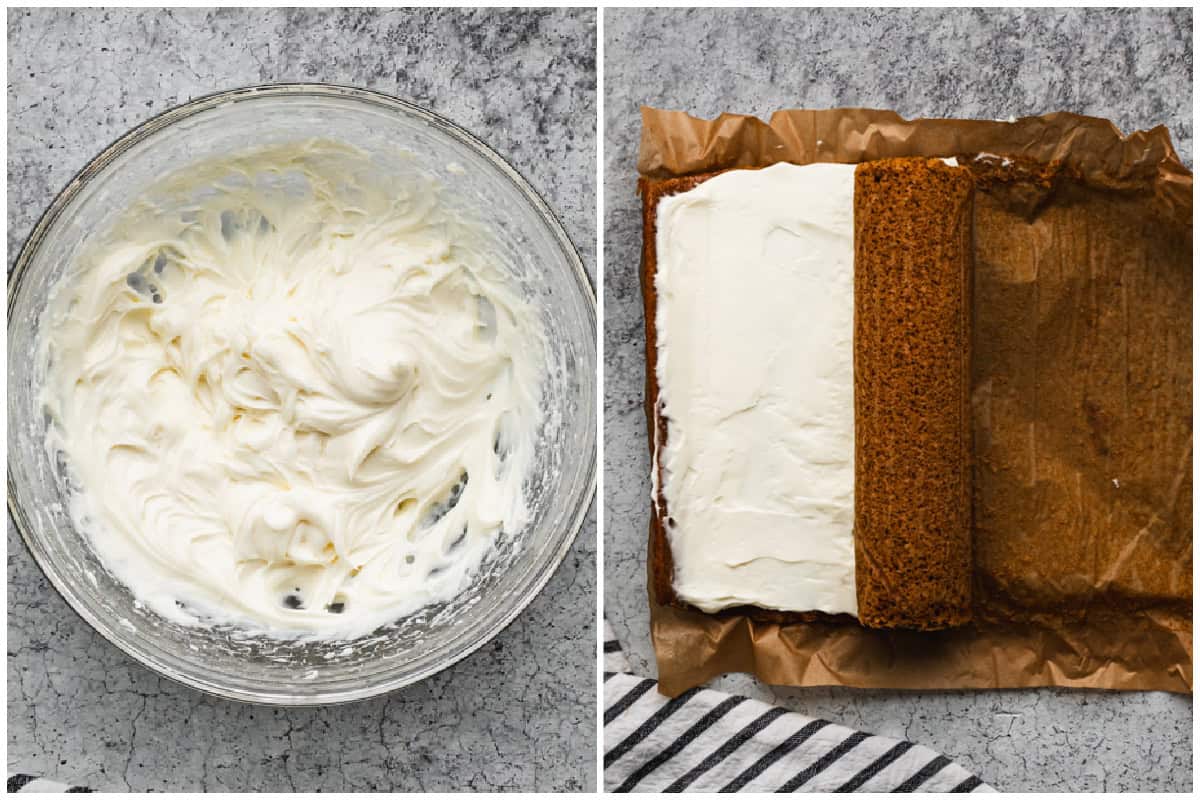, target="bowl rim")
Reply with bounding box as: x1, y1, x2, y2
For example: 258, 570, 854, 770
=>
7, 82, 597, 706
